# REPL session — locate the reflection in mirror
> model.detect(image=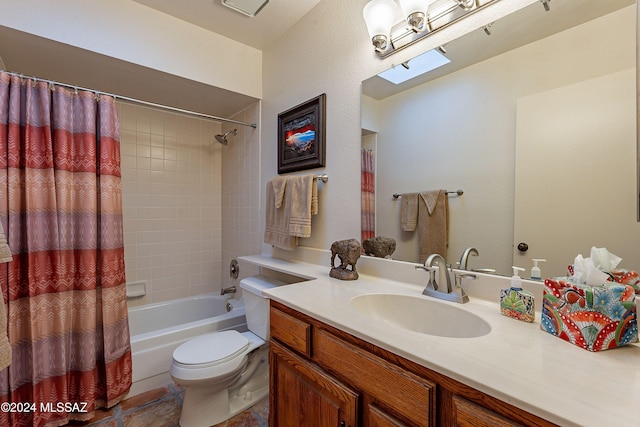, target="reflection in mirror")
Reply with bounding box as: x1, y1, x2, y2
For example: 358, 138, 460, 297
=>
361, 0, 637, 278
